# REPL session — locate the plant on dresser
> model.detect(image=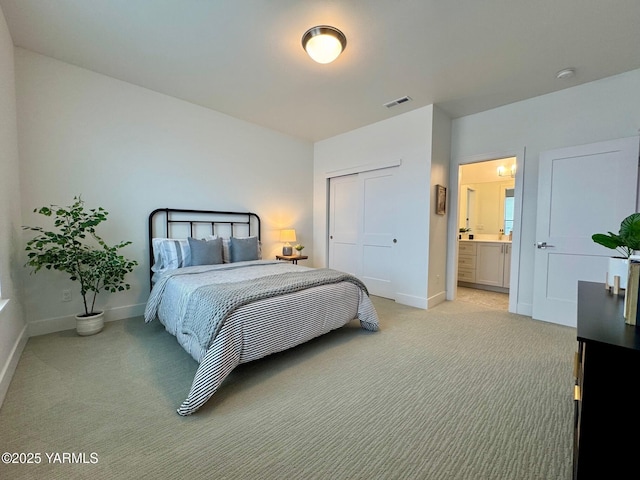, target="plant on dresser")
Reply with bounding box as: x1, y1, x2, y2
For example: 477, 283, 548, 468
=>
23, 196, 138, 336
592, 212, 640, 289
591, 212, 640, 258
